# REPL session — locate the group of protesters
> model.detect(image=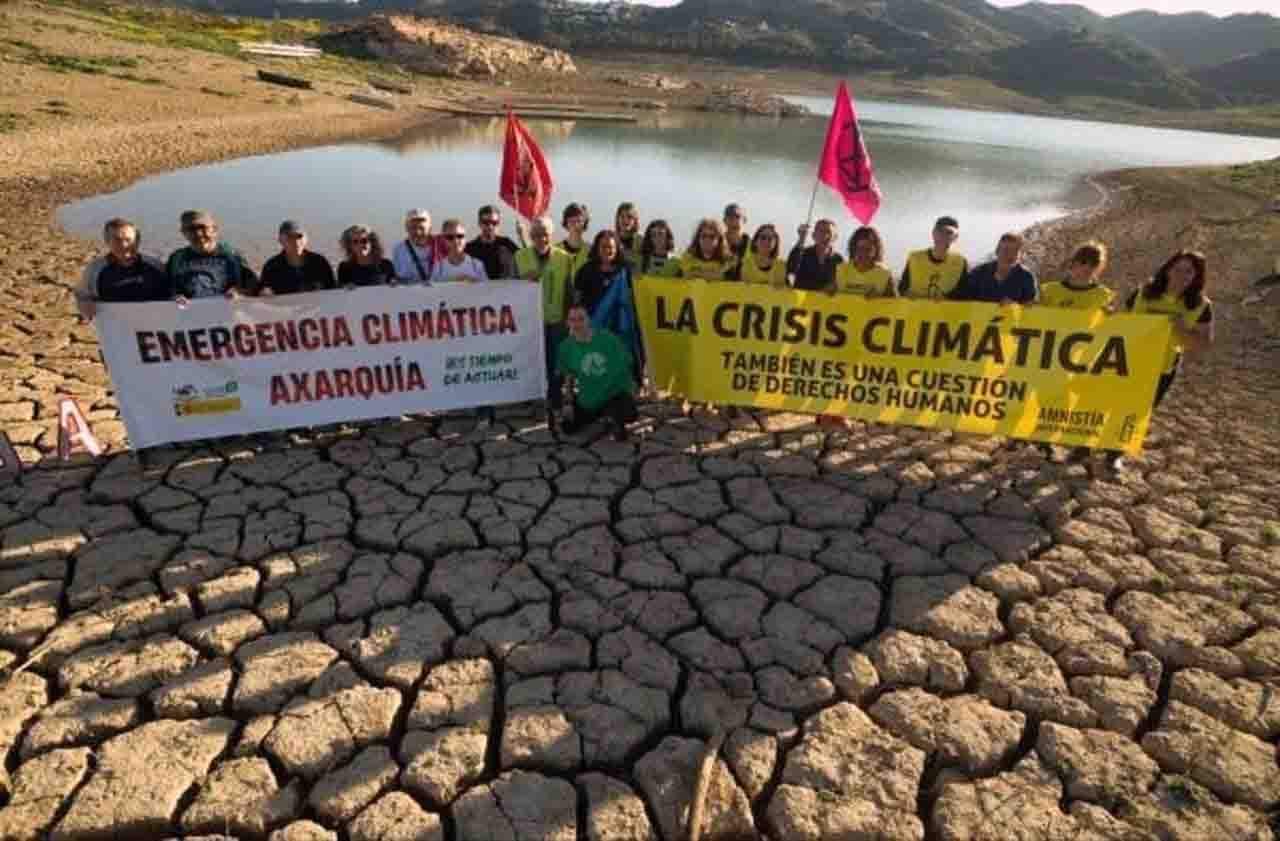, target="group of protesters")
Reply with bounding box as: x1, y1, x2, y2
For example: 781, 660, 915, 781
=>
75, 201, 1214, 461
